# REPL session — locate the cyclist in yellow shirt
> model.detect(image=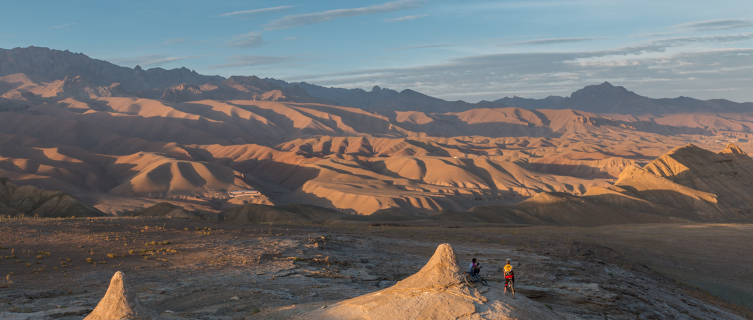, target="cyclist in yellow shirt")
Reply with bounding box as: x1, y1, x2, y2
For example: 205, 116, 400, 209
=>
503, 259, 515, 295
